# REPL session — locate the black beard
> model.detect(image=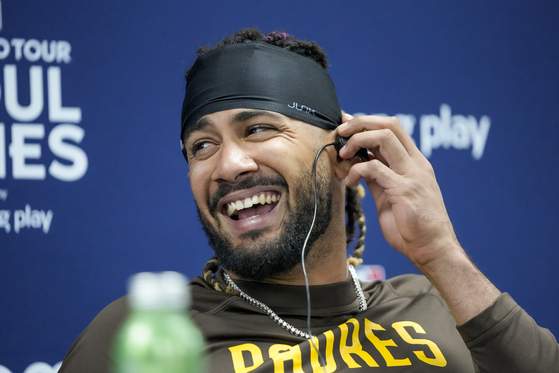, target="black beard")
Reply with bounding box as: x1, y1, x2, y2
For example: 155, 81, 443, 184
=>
197, 167, 334, 281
